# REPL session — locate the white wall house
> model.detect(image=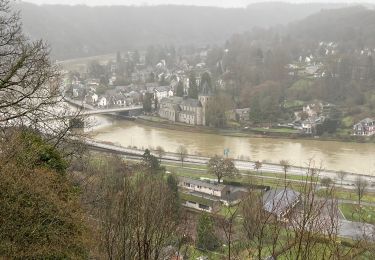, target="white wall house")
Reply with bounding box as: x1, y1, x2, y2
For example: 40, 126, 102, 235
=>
353, 118, 375, 136
179, 177, 225, 197
98, 96, 107, 107
154, 87, 174, 100
179, 177, 248, 208
183, 200, 213, 213
91, 93, 98, 103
